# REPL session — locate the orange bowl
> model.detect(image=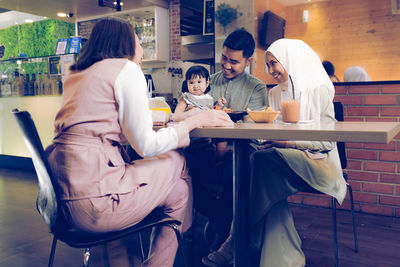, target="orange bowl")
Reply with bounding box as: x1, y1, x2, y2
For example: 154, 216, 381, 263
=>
248, 110, 280, 123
